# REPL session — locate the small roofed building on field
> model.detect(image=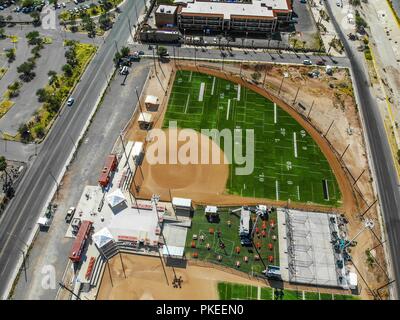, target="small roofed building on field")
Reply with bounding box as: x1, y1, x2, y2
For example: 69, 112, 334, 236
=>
145, 95, 160, 112
138, 112, 153, 130
172, 197, 193, 217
